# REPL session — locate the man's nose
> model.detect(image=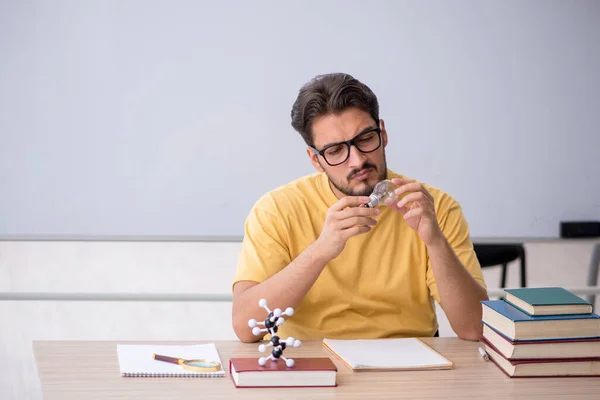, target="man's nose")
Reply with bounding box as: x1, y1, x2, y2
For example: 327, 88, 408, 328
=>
347, 144, 367, 168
